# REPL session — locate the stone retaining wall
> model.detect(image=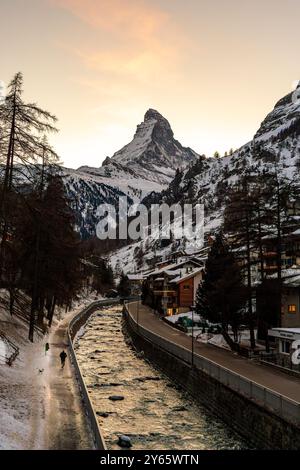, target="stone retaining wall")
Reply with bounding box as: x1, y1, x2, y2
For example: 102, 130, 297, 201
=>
124, 305, 300, 450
